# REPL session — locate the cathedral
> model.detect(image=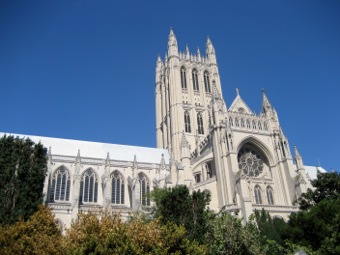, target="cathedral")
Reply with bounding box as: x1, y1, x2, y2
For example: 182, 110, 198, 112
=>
1, 29, 324, 229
